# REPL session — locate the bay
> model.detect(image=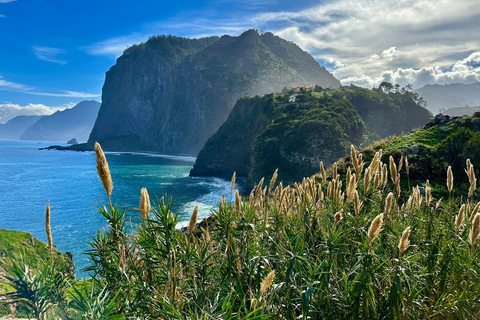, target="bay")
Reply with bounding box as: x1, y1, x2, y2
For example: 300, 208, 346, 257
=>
0, 140, 236, 278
